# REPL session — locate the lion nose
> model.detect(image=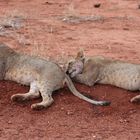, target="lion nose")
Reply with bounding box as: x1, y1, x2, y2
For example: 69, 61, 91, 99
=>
66, 70, 69, 74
